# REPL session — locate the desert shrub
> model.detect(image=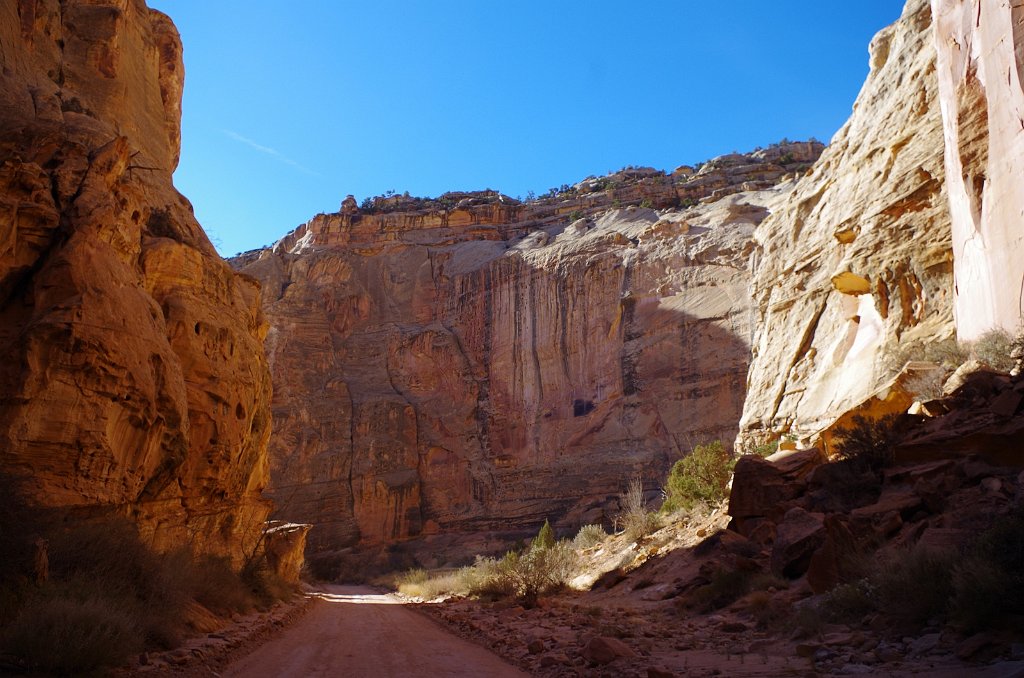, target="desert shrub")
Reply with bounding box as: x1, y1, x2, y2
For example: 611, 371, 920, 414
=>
885, 336, 967, 374
469, 522, 579, 605
46, 519, 190, 648
241, 558, 295, 608
619, 477, 660, 540
684, 567, 786, 614
747, 590, 791, 629
832, 414, 902, 472
821, 579, 876, 623
485, 540, 577, 606
873, 546, 955, 624
903, 369, 947, 400
396, 568, 469, 600
969, 328, 1016, 372
2, 516, 280, 672
752, 439, 779, 458
187, 554, 256, 615
950, 509, 1024, 630
573, 524, 607, 549
662, 441, 735, 512
3, 596, 142, 673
